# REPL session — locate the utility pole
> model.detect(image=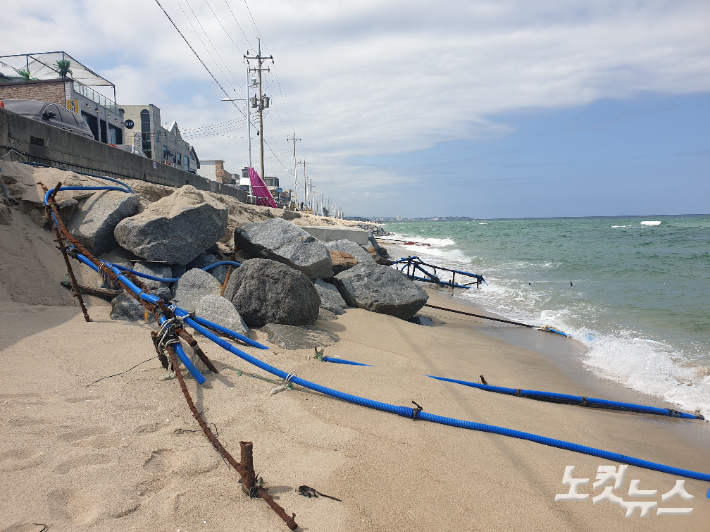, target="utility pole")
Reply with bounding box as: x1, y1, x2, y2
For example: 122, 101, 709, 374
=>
297, 160, 308, 211
245, 39, 273, 184
287, 133, 300, 209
